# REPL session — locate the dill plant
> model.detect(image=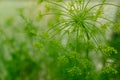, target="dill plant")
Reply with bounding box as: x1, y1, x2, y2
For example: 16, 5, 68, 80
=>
35, 0, 120, 80
5, 0, 118, 80
0, 0, 120, 80
39, 0, 116, 51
